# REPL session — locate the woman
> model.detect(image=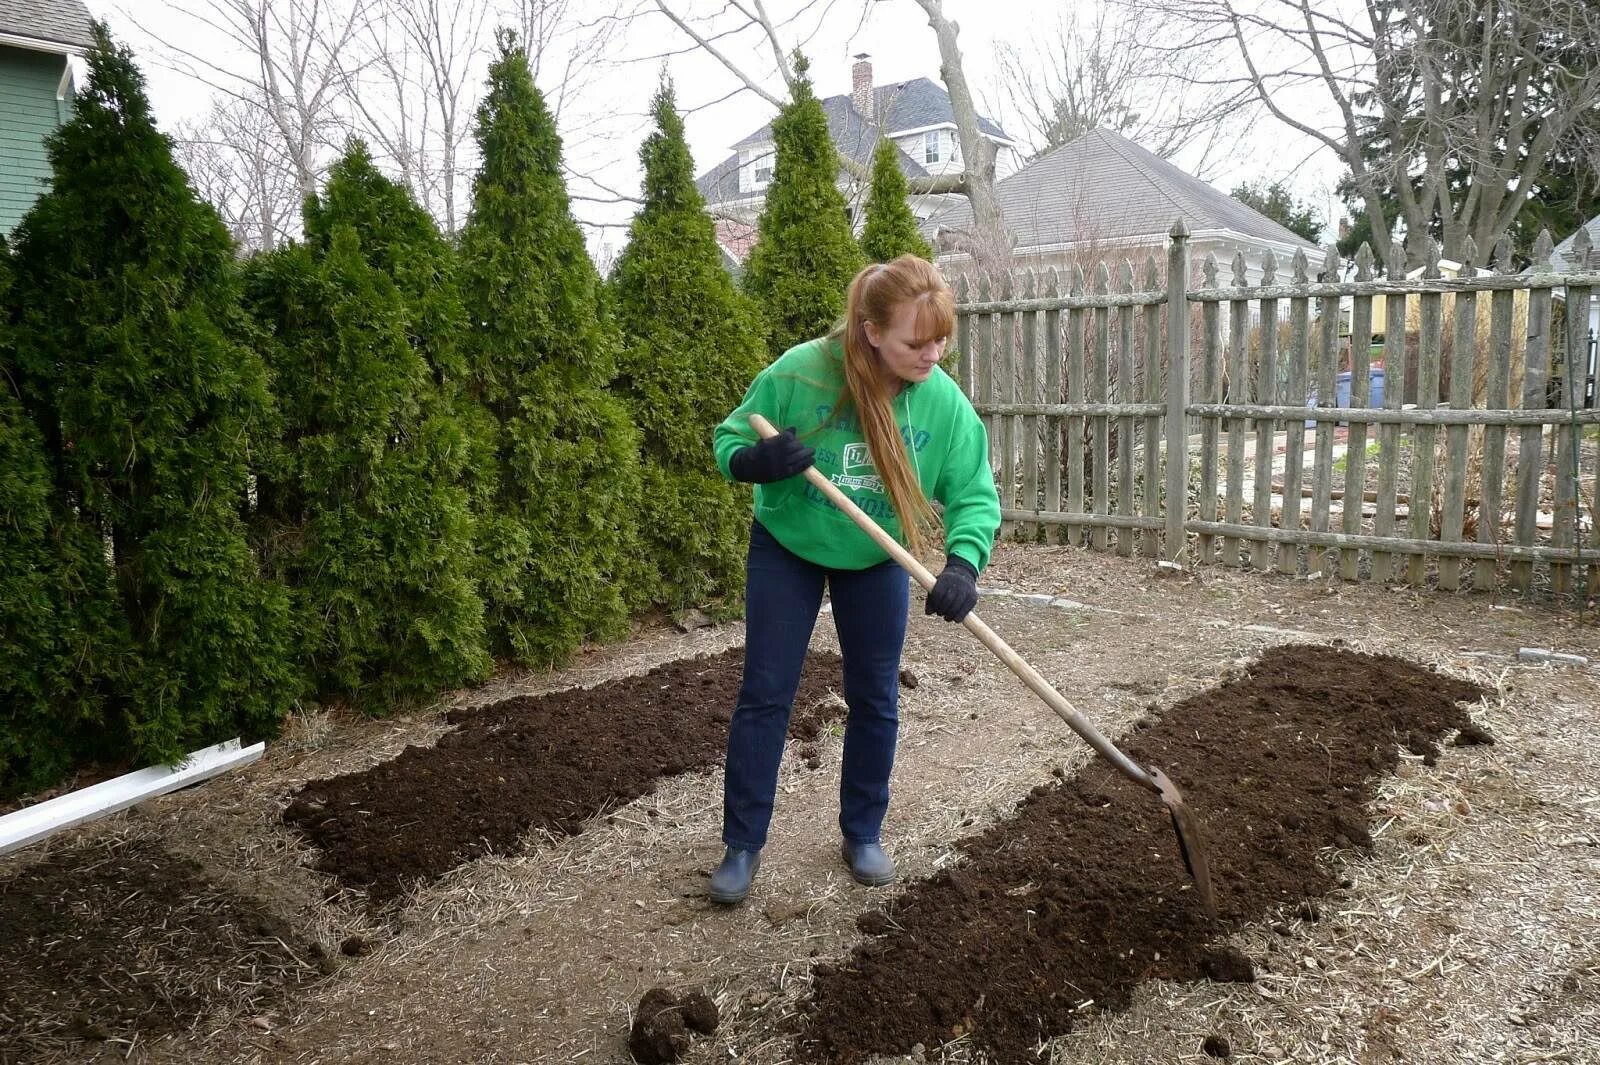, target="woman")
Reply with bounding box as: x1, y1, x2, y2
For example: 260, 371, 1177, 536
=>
708, 255, 1001, 905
